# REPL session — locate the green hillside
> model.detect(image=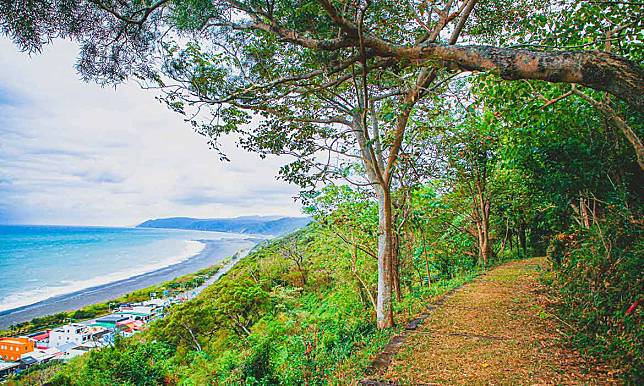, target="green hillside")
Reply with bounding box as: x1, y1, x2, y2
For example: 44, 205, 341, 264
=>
40, 214, 483, 384
137, 216, 312, 236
